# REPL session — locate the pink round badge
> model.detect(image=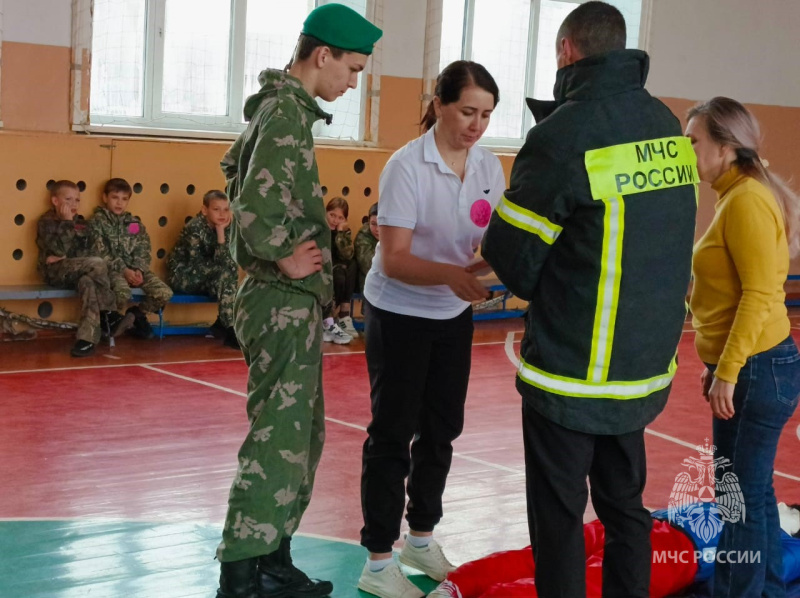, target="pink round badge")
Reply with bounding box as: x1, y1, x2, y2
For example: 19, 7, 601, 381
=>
470, 199, 492, 227
127, 222, 140, 235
